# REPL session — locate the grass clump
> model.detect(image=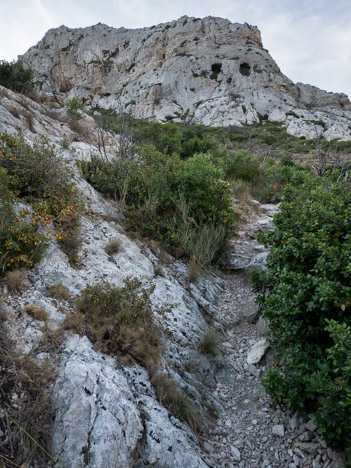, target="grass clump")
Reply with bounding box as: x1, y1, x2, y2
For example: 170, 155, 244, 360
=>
0, 132, 81, 265
0, 321, 57, 466
6, 269, 28, 291
47, 282, 70, 301
105, 237, 122, 255
71, 279, 163, 371
151, 372, 203, 434
198, 329, 222, 356
24, 304, 49, 322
